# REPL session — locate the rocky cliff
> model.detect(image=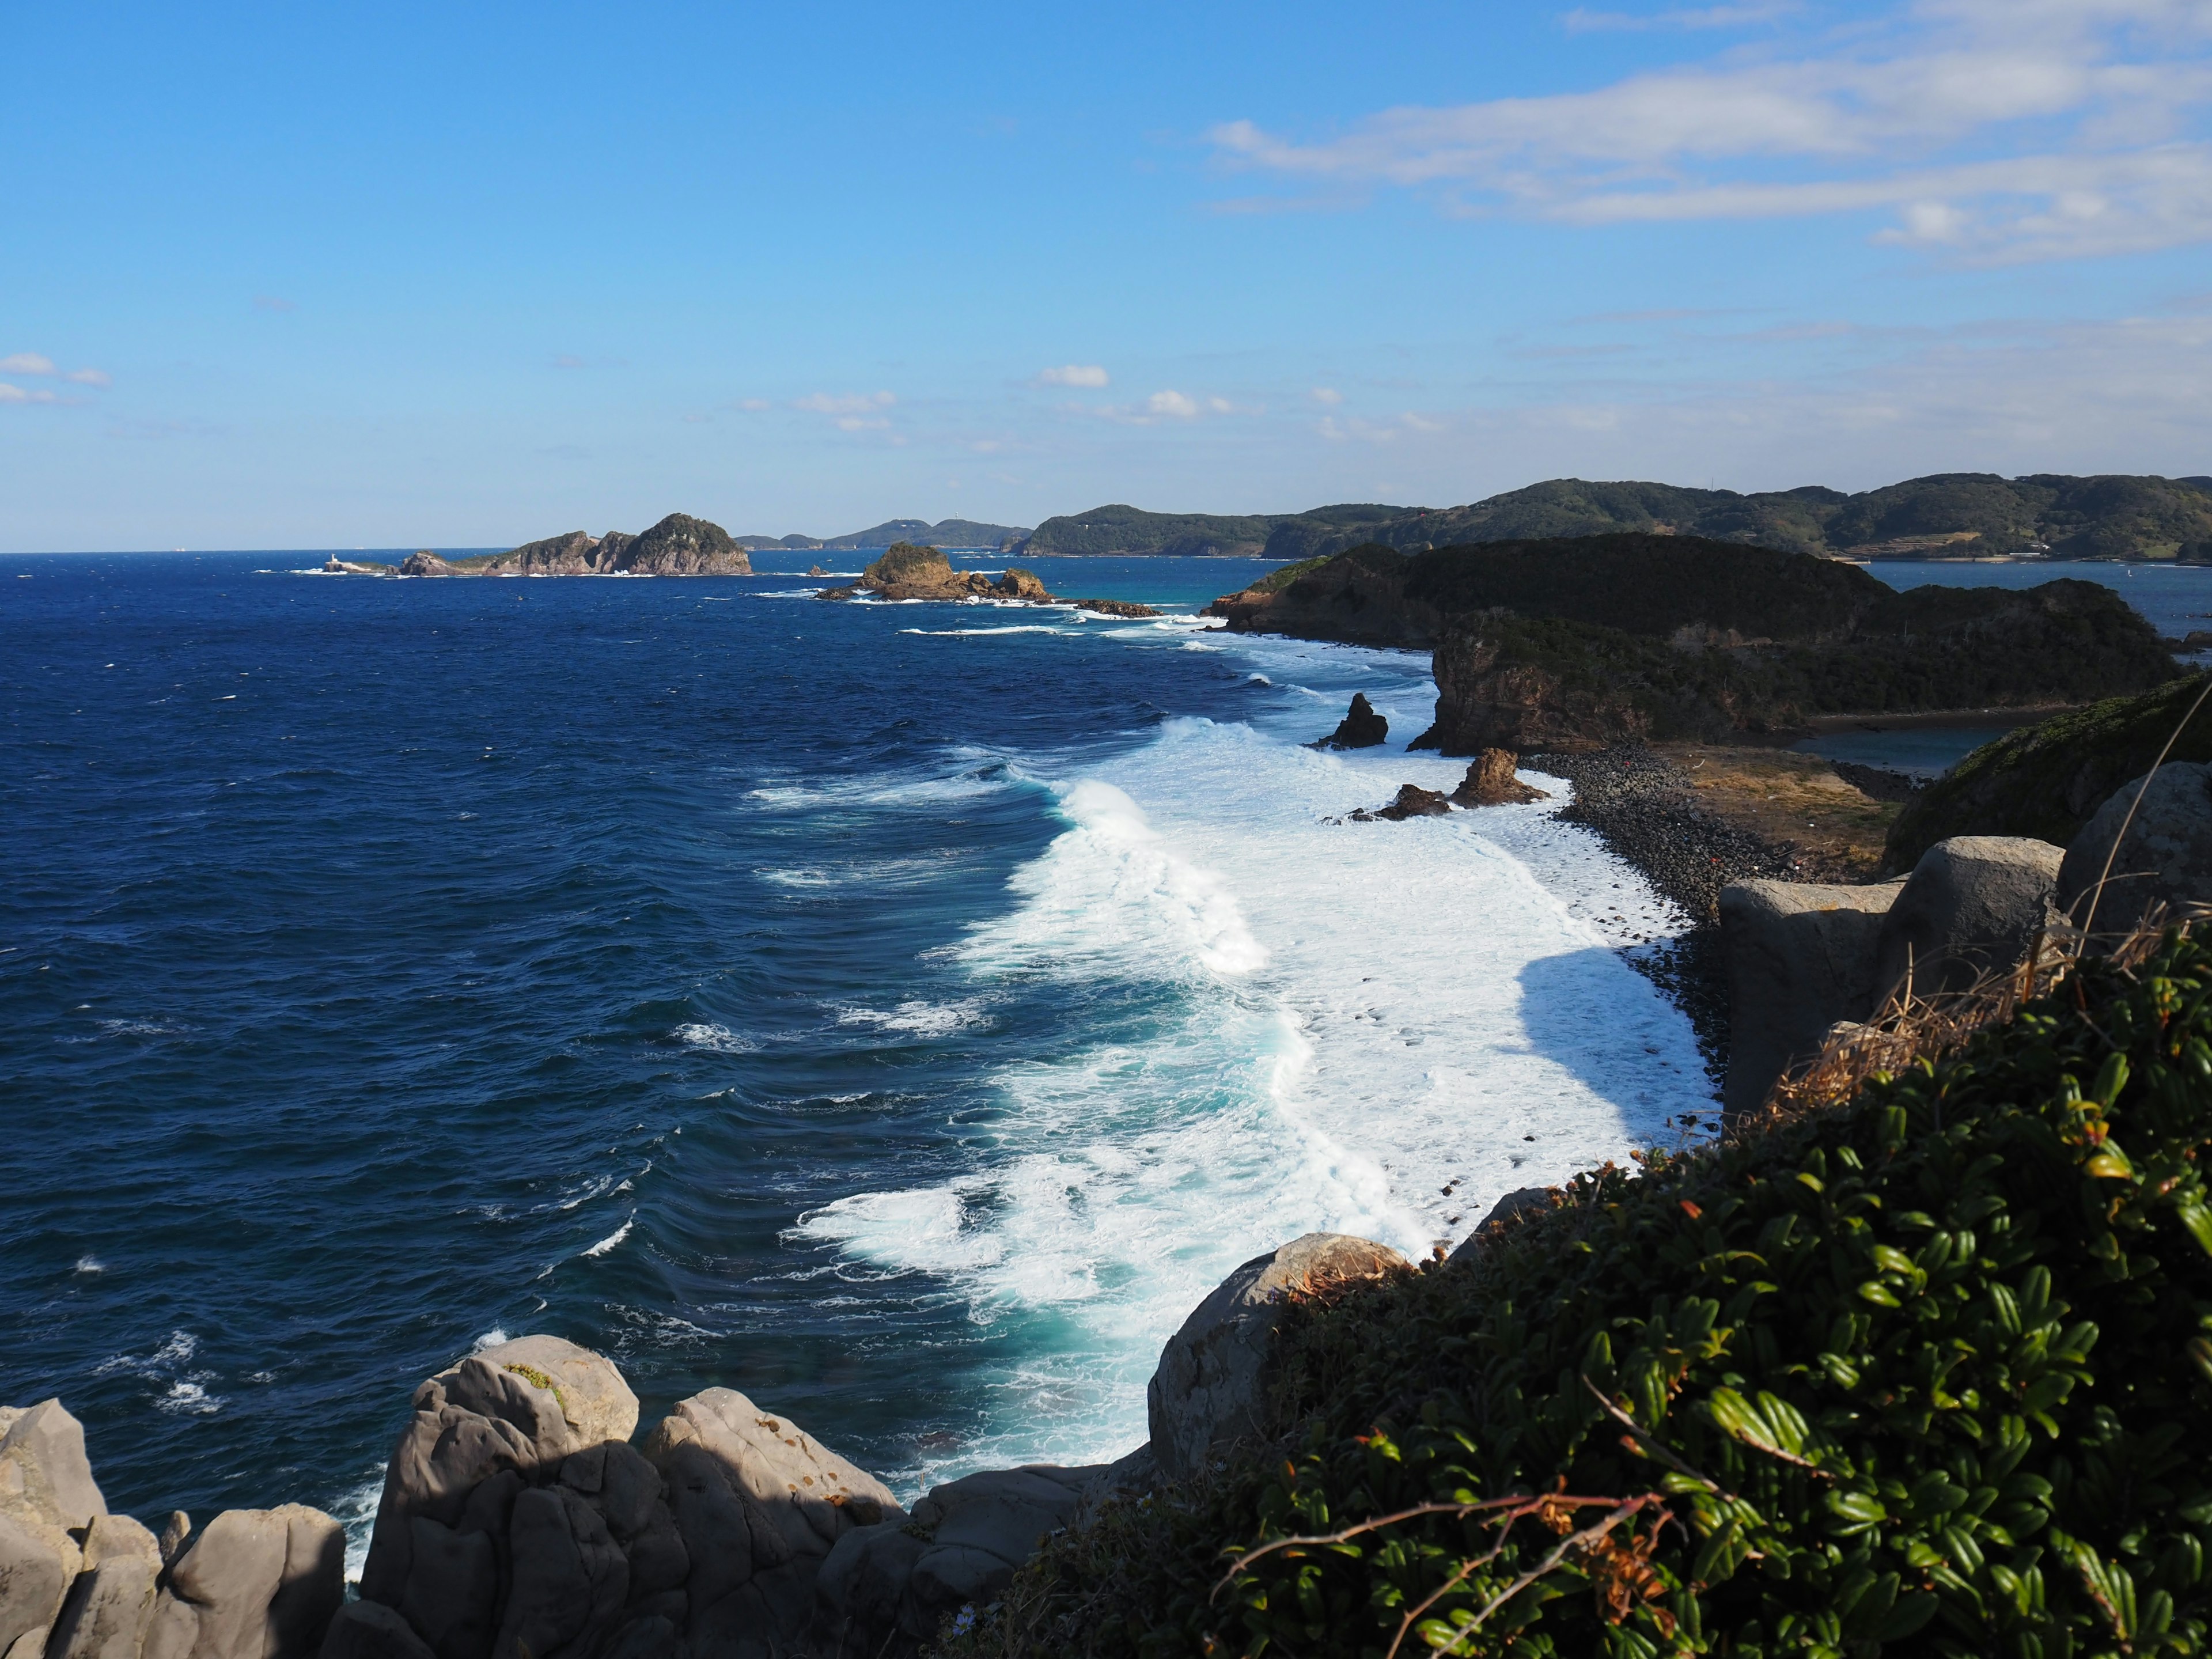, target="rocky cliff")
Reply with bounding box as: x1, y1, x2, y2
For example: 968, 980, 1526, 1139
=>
1213, 536, 2180, 753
